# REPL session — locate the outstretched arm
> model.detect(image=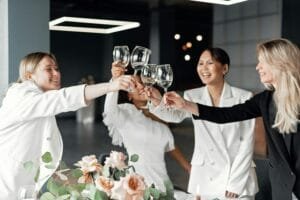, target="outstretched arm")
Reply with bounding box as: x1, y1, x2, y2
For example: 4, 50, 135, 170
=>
168, 145, 191, 173
163, 91, 199, 116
